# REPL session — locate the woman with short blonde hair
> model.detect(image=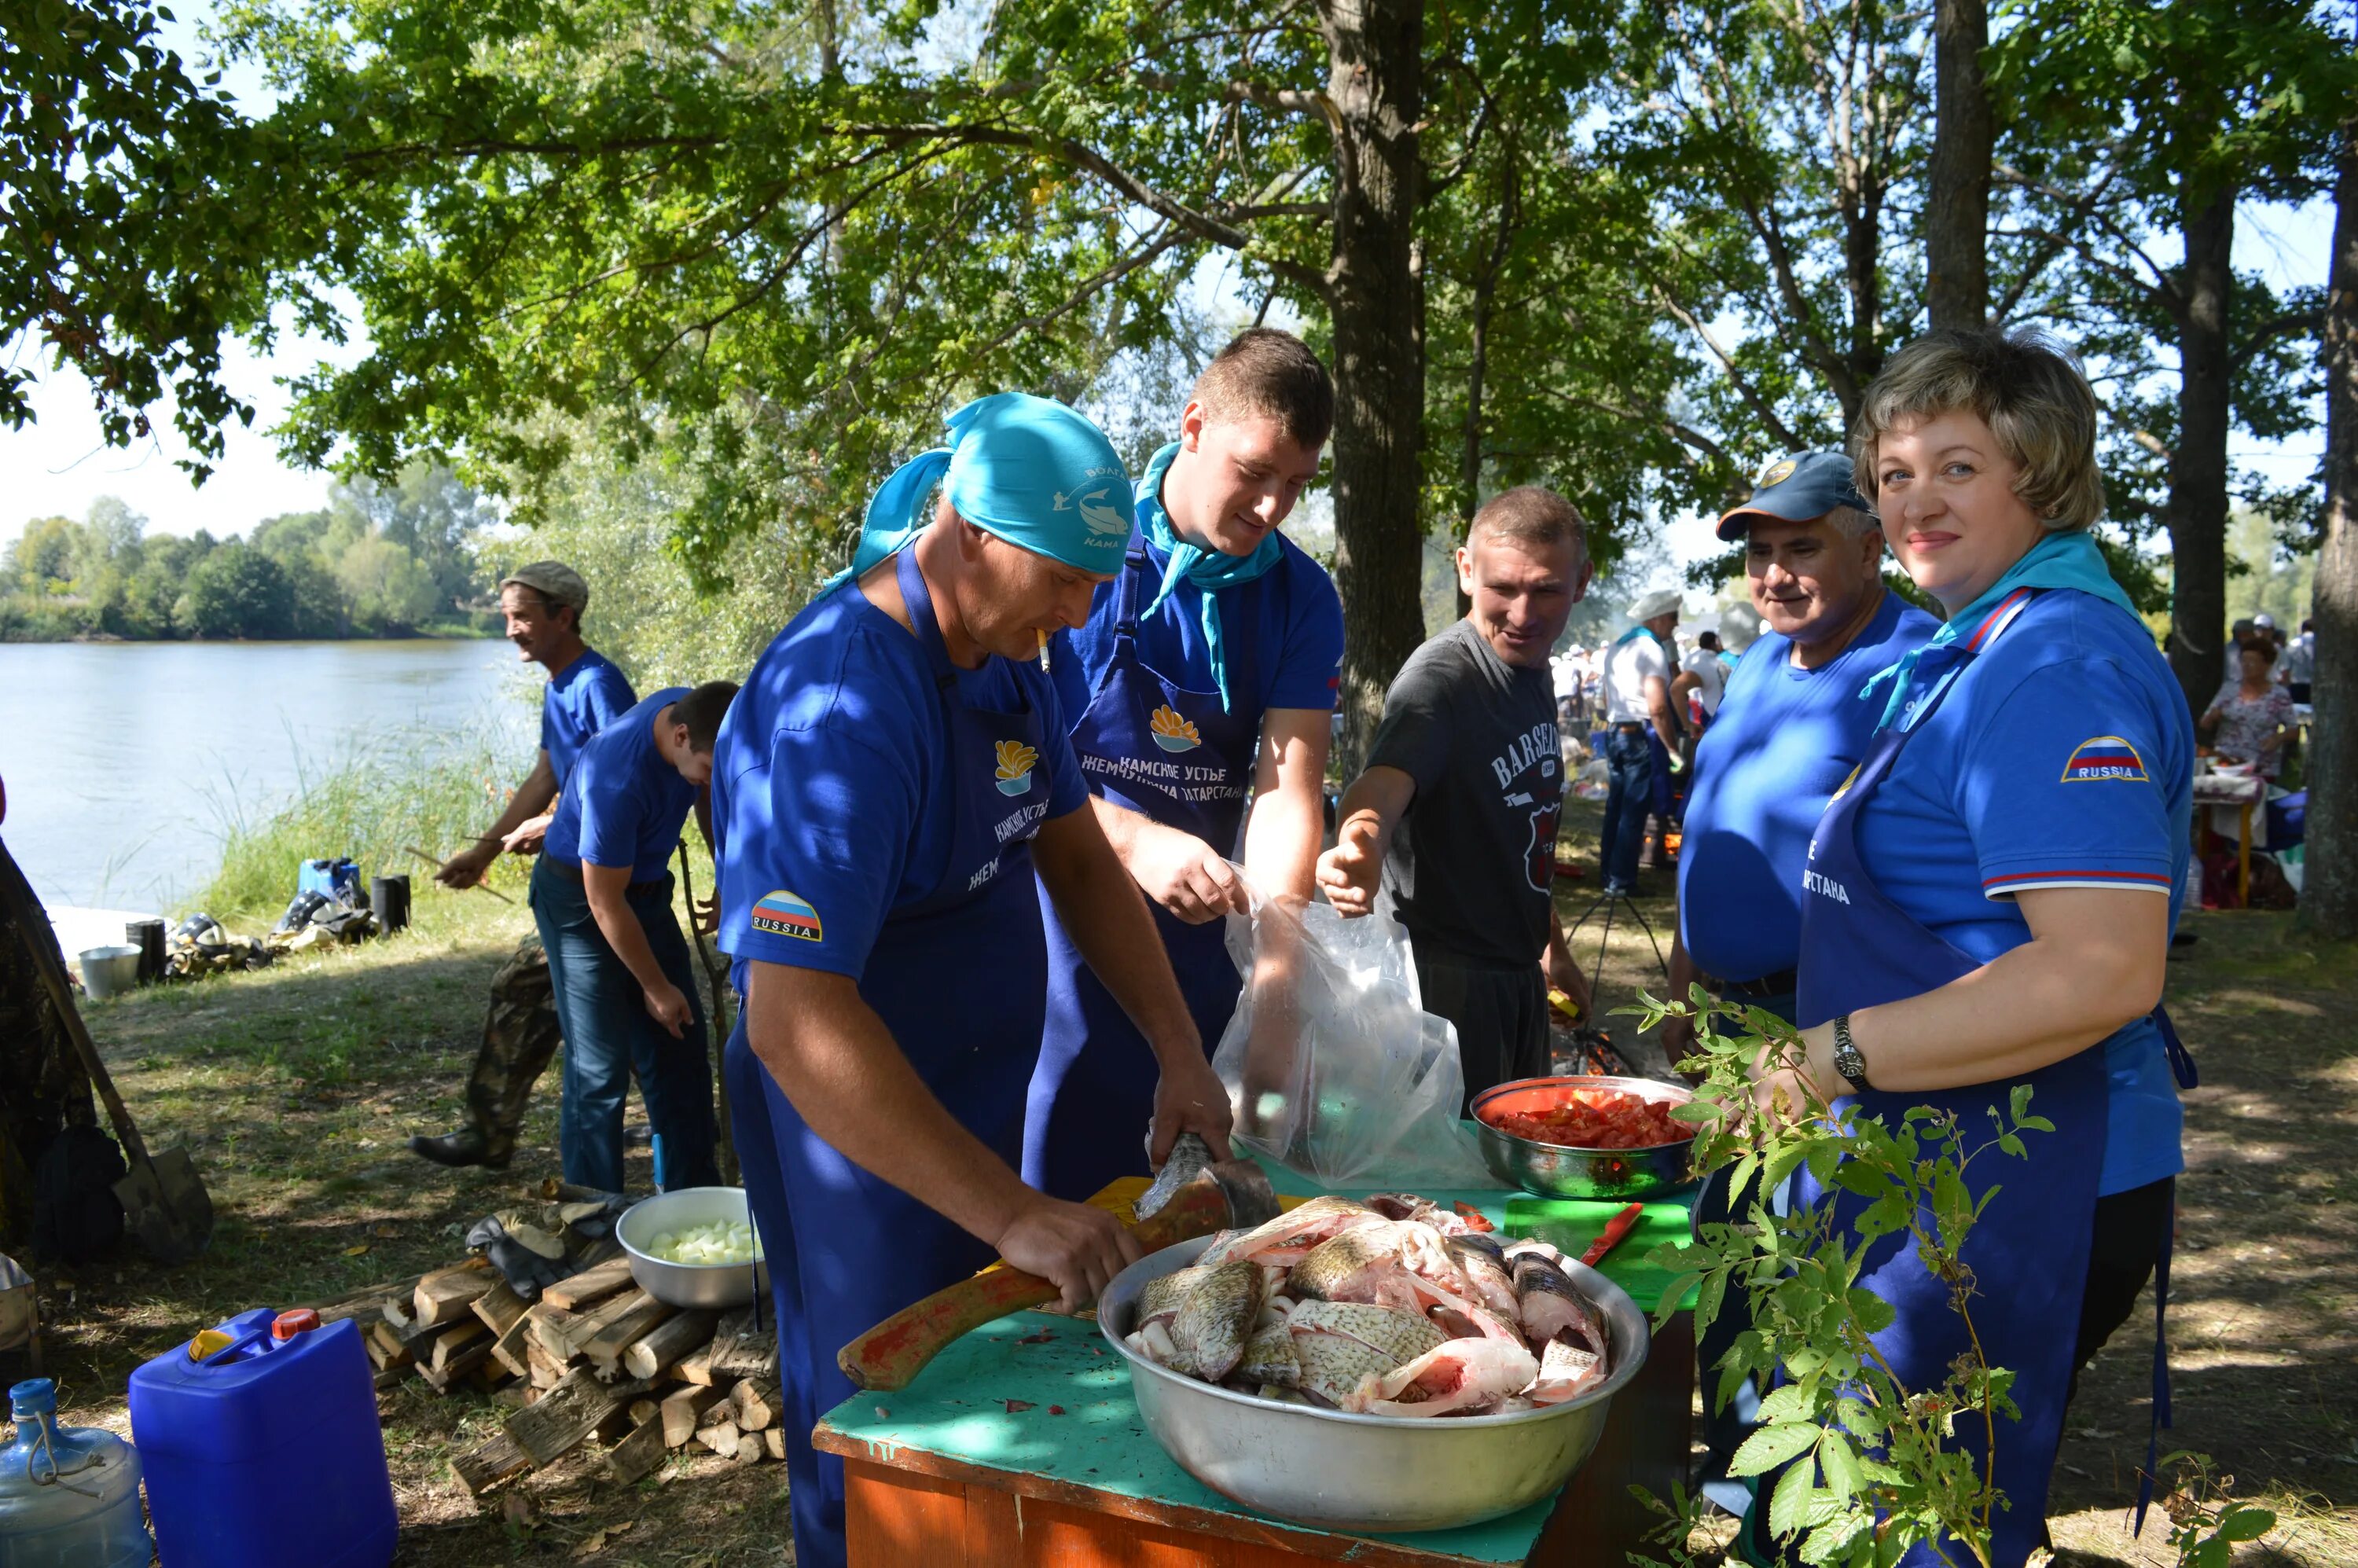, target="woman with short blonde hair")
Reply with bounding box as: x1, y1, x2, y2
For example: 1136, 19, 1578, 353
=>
1763, 327, 2195, 1567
